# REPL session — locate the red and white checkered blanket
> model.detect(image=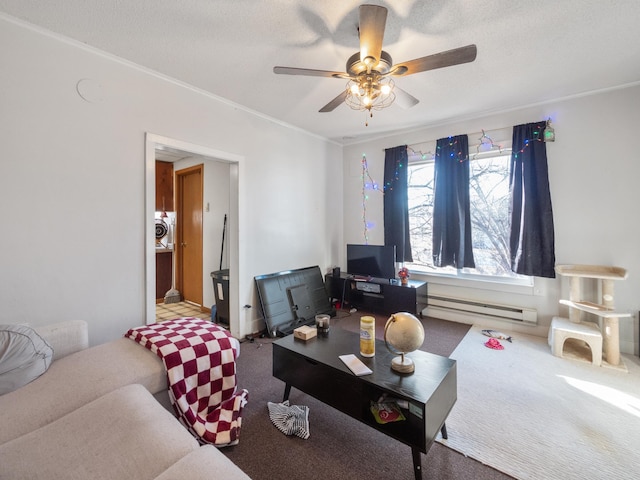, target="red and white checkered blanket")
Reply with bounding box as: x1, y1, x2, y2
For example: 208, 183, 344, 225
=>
125, 318, 248, 446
